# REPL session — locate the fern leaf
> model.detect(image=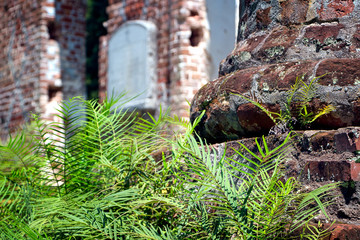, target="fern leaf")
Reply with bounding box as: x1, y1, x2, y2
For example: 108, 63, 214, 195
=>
308, 105, 335, 123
